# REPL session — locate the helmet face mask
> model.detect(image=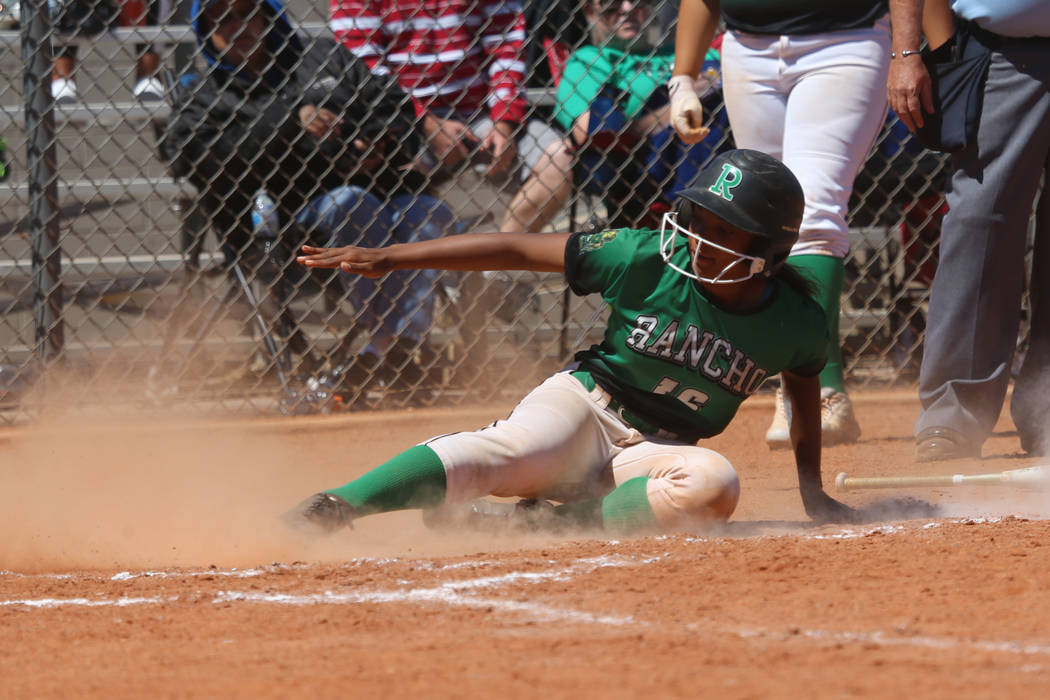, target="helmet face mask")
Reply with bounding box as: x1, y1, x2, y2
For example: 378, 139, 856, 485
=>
662, 149, 804, 285
660, 211, 766, 285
